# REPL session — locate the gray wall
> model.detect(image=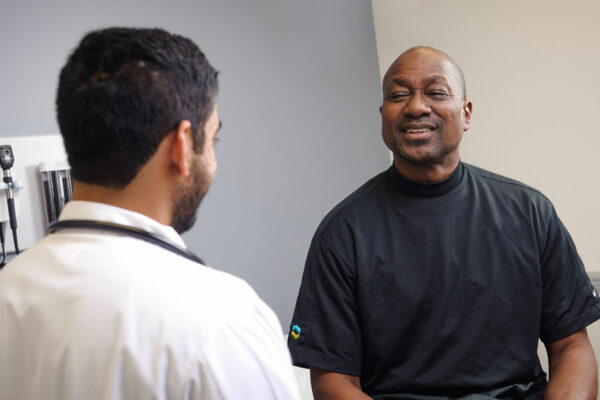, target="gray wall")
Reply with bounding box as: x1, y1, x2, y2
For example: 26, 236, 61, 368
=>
0, 0, 389, 325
